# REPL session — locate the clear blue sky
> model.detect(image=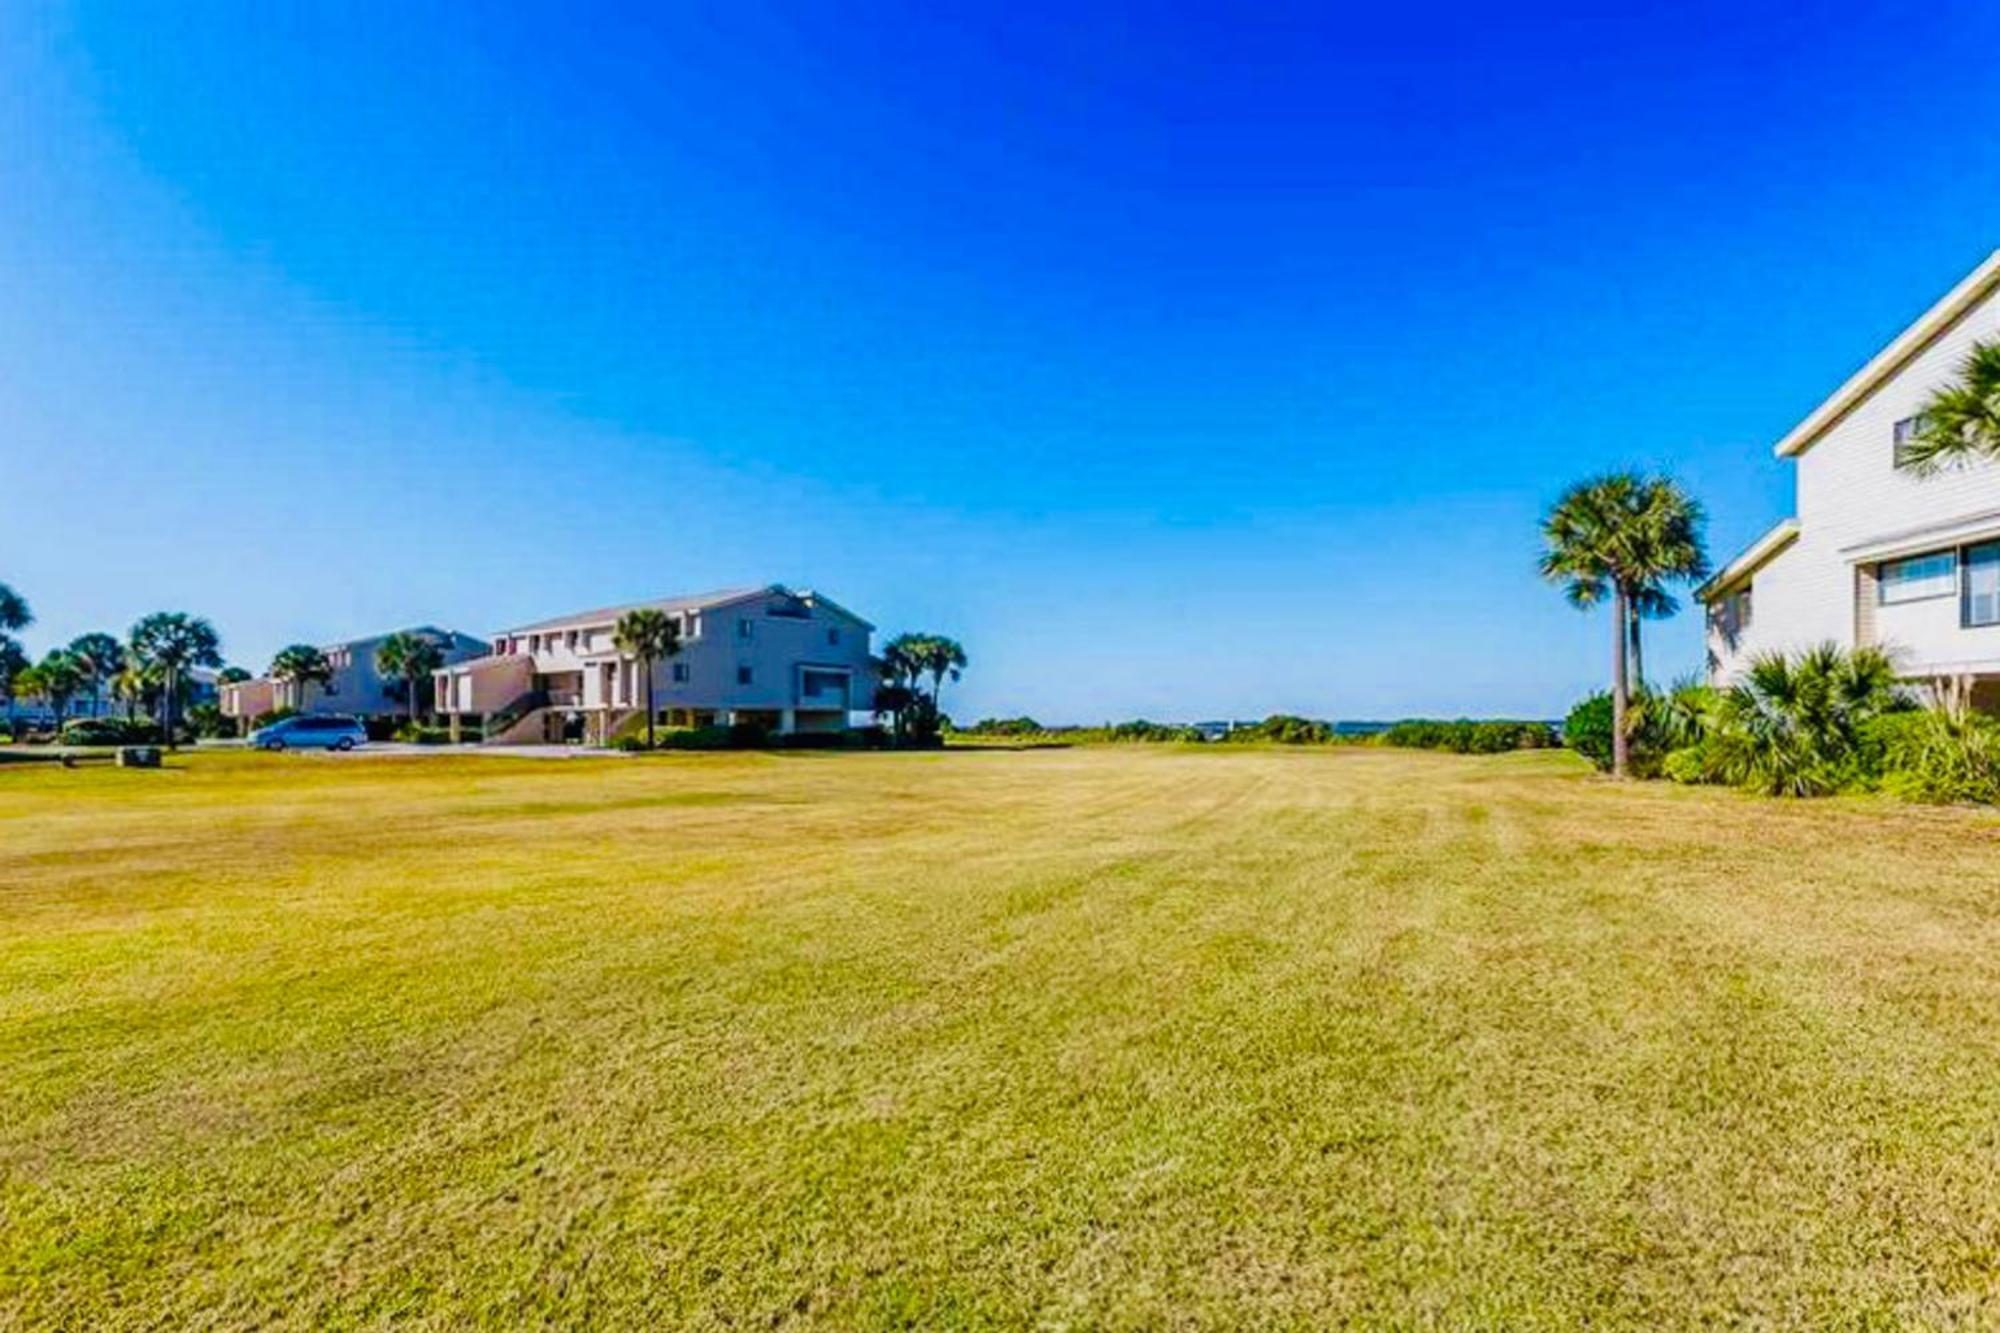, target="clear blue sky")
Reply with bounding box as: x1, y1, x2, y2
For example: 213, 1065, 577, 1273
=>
4, 3, 1998, 722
